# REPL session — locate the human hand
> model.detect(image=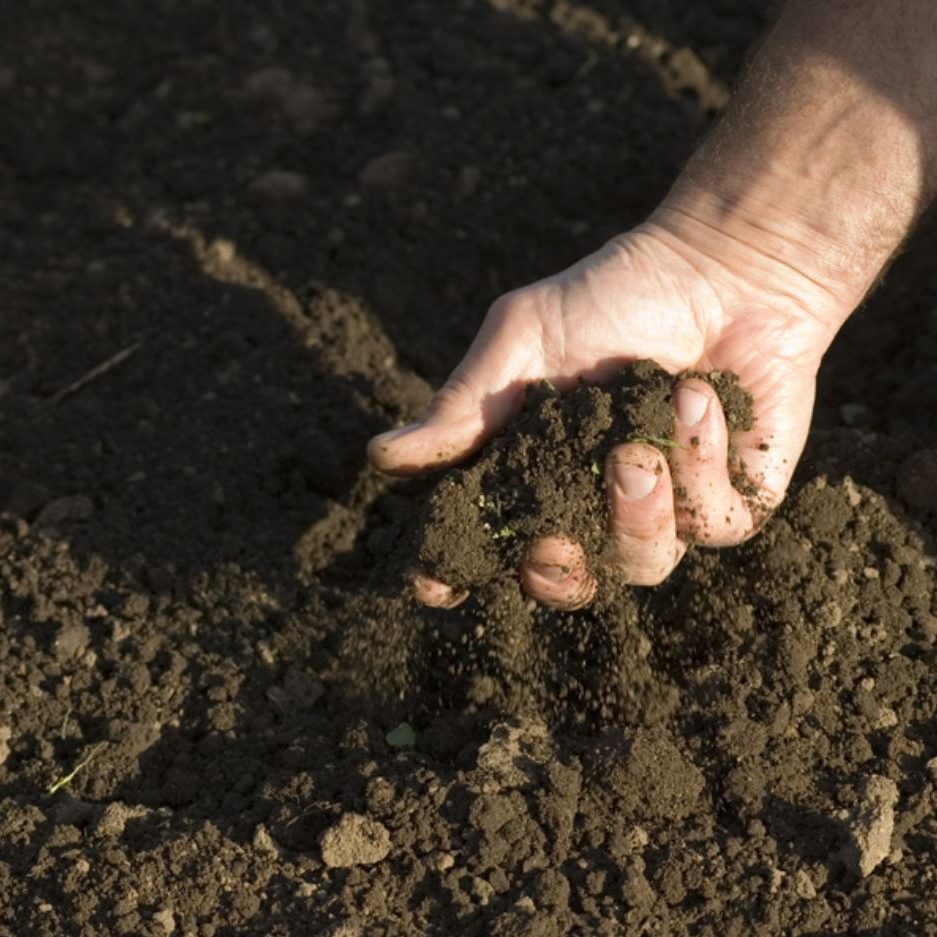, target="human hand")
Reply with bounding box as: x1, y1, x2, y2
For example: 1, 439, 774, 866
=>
368, 209, 851, 609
